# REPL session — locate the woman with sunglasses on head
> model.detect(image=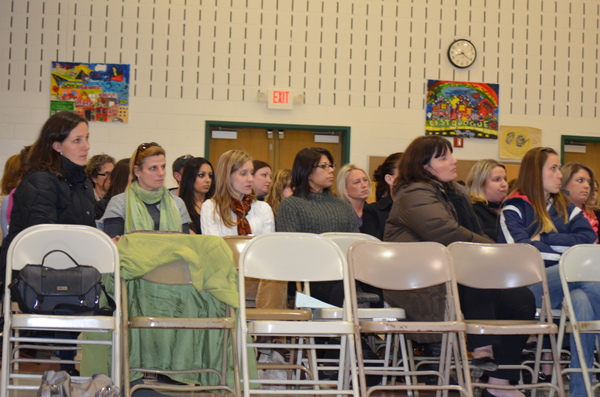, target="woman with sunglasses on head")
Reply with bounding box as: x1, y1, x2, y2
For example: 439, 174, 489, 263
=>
101, 142, 191, 239
276, 147, 358, 306
179, 157, 215, 234
499, 147, 597, 397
